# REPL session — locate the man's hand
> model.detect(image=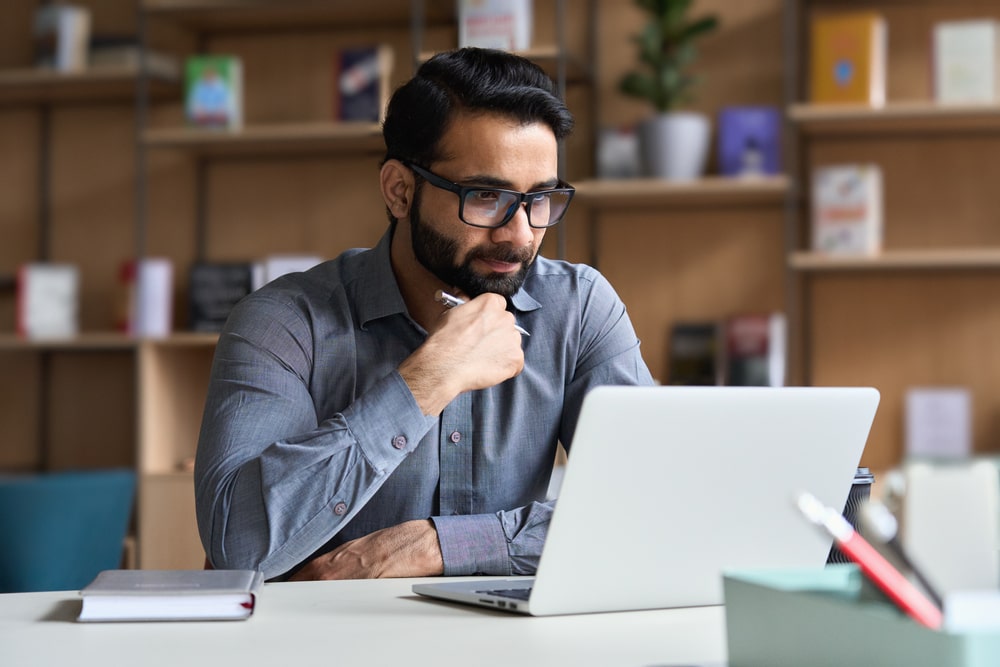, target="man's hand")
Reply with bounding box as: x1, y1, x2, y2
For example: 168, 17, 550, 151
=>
288, 519, 444, 581
400, 292, 525, 415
